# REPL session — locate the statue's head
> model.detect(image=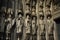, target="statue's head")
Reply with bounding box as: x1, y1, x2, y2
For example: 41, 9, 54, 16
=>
39, 15, 44, 20
18, 9, 23, 18
26, 13, 31, 19
32, 15, 37, 20
46, 5, 50, 10
18, 12, 23, 18
9, 14, 11, 18
47, 14, 52, 20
